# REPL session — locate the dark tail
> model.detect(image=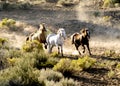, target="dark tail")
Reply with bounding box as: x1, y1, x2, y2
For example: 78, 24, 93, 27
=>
26, 36, 29, 41
71, 34, 75, 44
